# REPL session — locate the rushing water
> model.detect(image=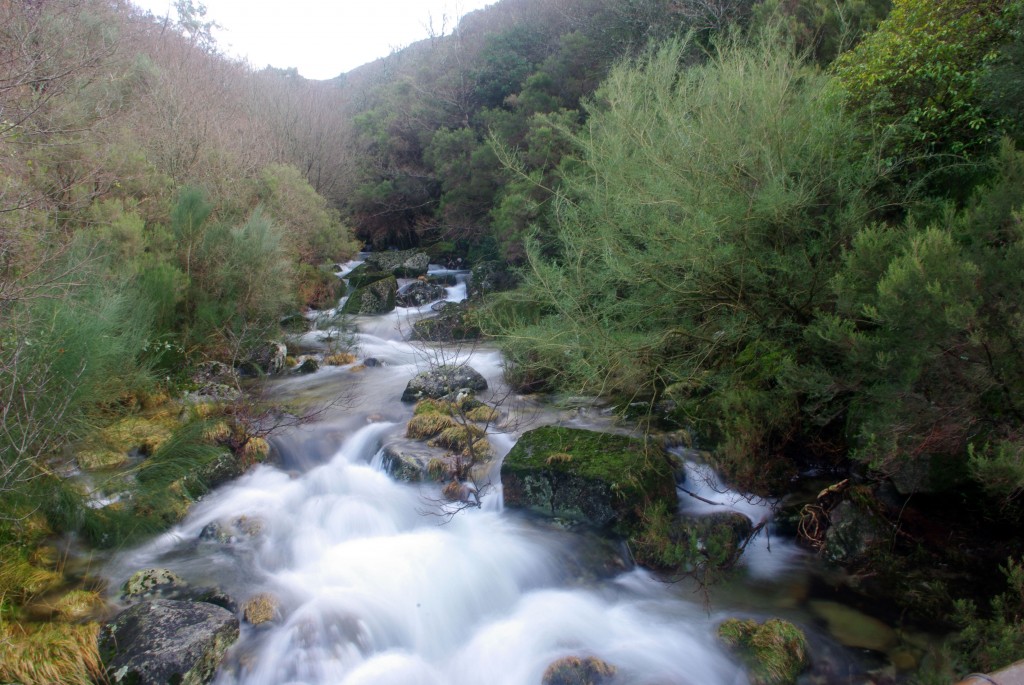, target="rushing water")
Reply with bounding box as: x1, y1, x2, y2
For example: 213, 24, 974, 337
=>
104, 262, 905, 685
